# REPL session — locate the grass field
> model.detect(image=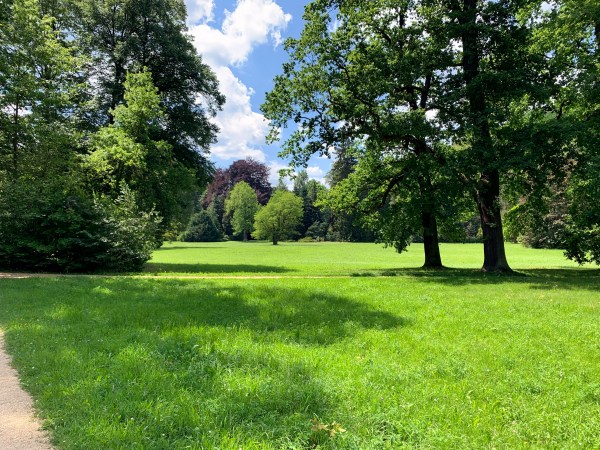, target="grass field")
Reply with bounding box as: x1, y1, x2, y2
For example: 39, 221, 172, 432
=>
0, 243, 599, 449
146, 241, 590, 276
